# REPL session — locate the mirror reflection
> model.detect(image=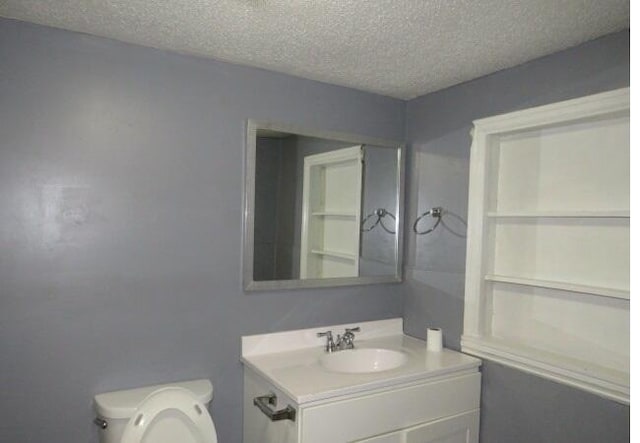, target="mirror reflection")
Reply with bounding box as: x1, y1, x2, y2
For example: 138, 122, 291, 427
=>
244, 120, 404, 290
